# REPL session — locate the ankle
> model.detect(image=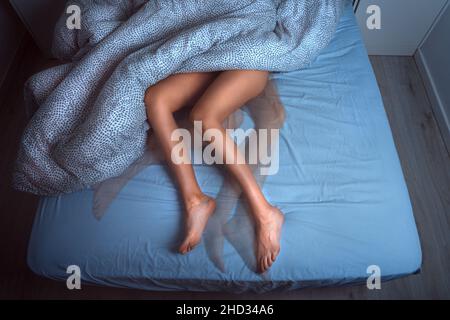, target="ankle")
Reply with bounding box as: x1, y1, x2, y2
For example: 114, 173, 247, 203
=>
184, 192, 208, 210
253, 204, 277, 225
